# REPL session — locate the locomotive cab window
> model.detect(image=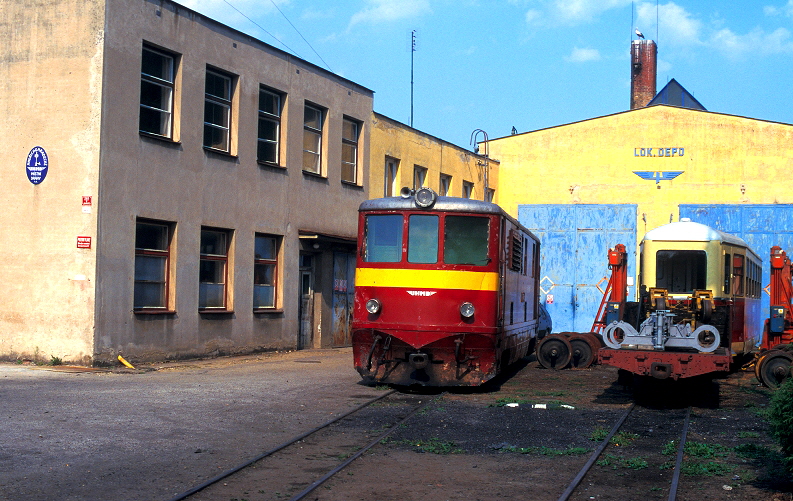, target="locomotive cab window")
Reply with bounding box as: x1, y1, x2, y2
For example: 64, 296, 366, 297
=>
363, 215, 403, 263
444, 216, 489, 266
655, 250, 706, 293
408, 215, 438, 263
